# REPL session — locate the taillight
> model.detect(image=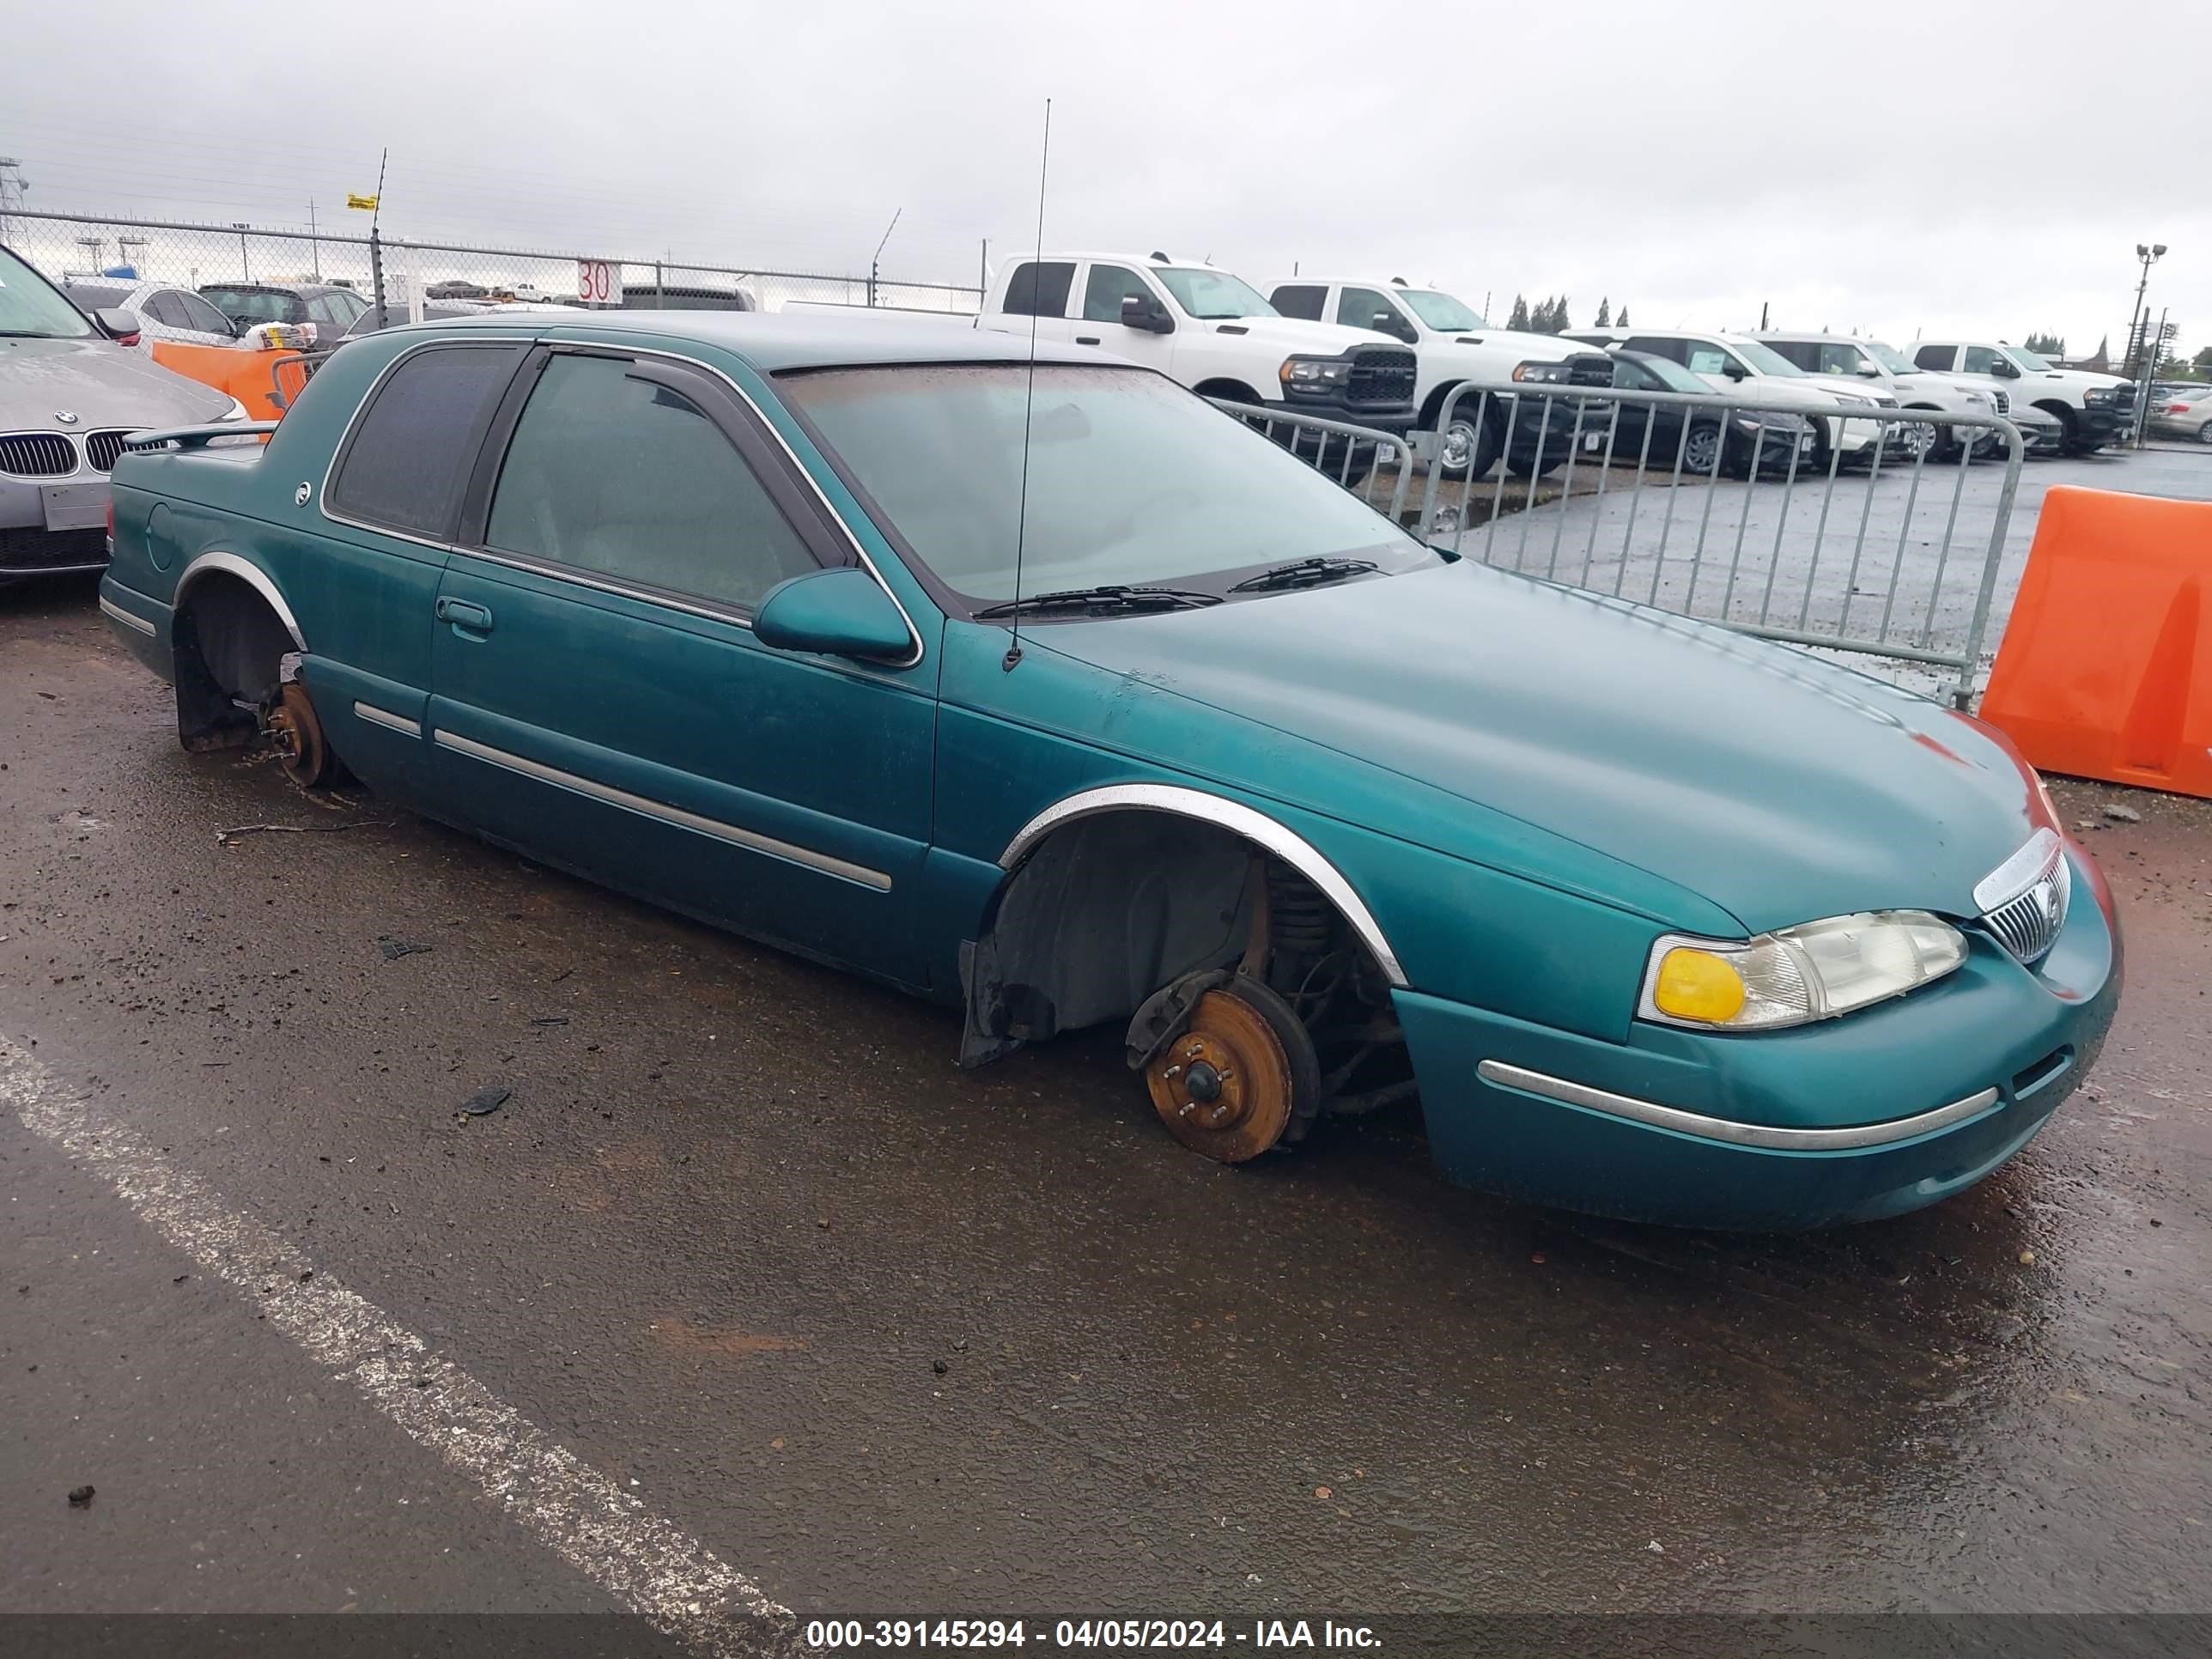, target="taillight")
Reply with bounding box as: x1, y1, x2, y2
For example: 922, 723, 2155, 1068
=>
116, 329, 141, 348
106, 500, 115, 549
